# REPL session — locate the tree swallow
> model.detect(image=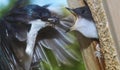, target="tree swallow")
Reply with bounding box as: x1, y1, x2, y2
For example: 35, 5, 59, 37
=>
66, 6, 98, 39
0, 4, 77, 70
65, 6, 102, 64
